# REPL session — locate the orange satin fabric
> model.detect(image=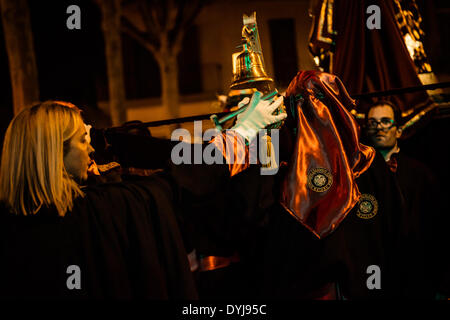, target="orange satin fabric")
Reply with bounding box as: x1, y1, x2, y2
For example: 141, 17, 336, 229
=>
281, 71, 375, 238
211, 130, 252, 177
